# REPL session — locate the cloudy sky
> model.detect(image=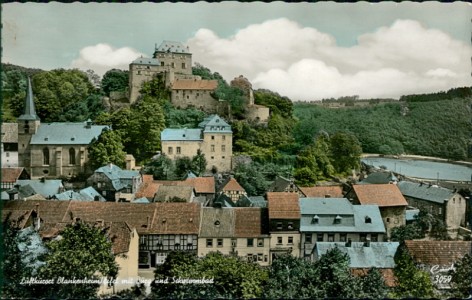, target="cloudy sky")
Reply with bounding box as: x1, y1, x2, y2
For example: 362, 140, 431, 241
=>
3, 2, 471, 101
